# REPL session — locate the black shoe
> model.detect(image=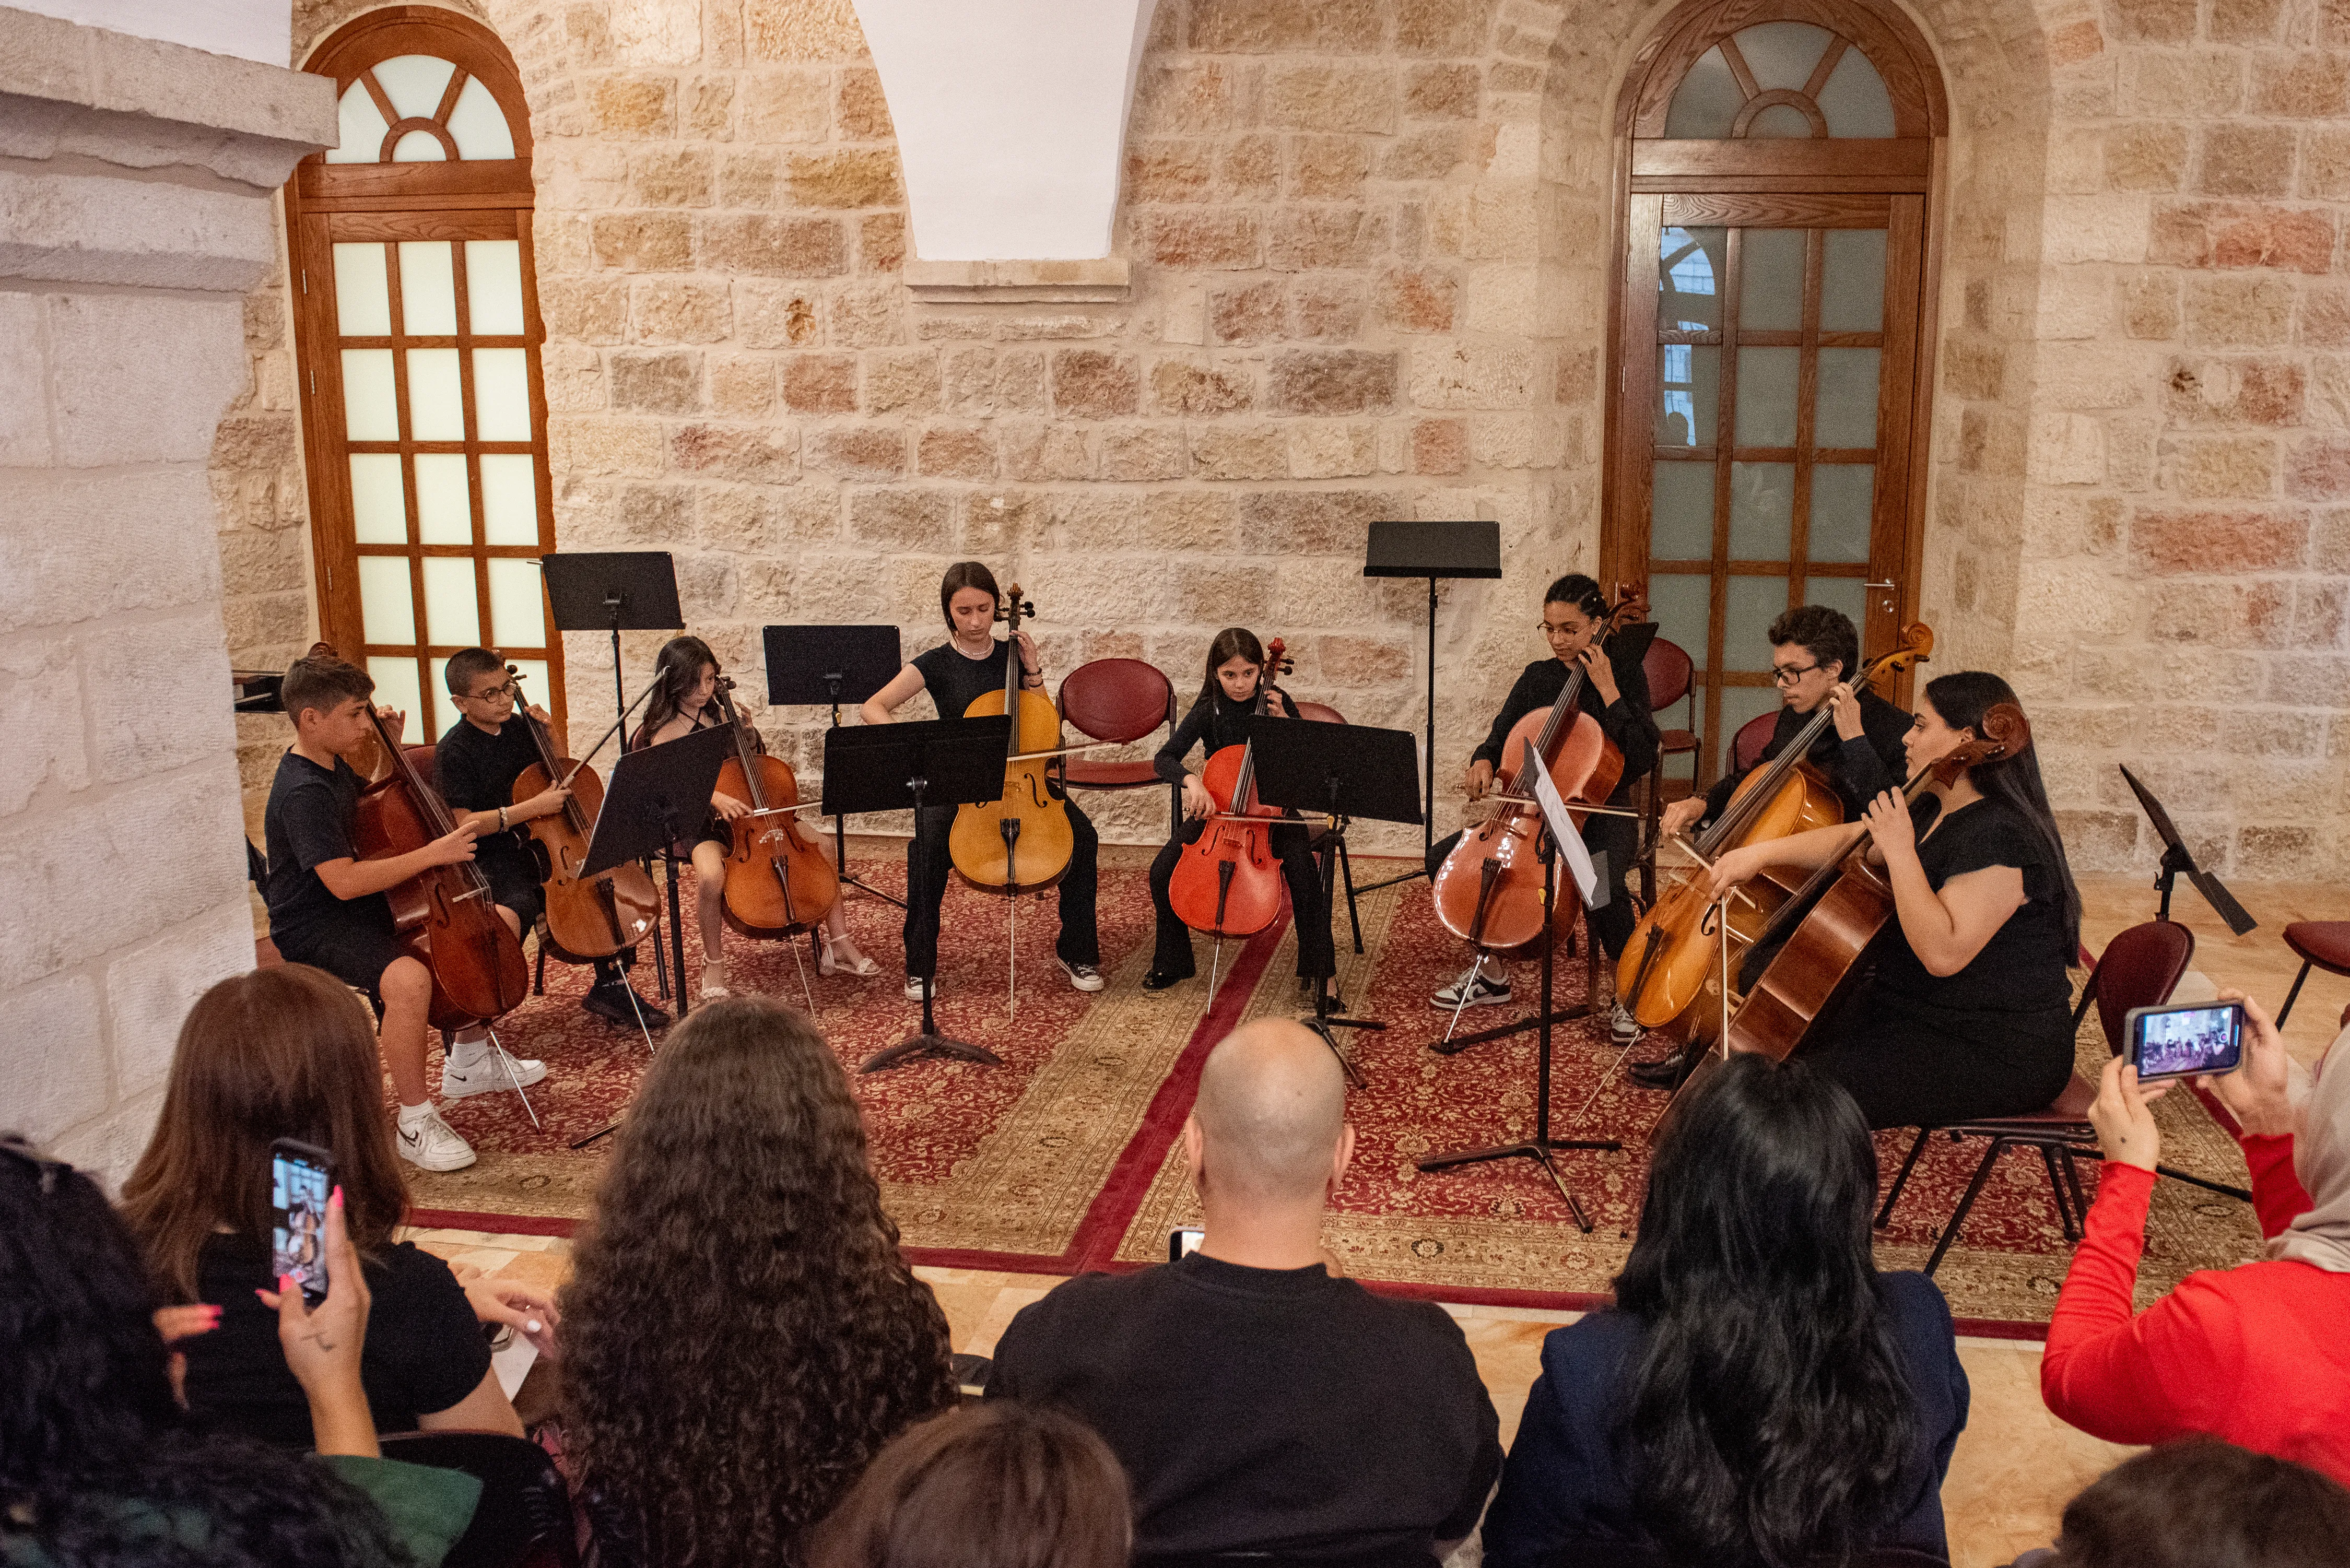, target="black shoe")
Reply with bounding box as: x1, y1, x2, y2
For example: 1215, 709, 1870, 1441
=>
1298, 976, 1342, 1011
1142, 969, 1191, 992
583, 983, 668, 1029
1627, 1048, 1694, 1091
